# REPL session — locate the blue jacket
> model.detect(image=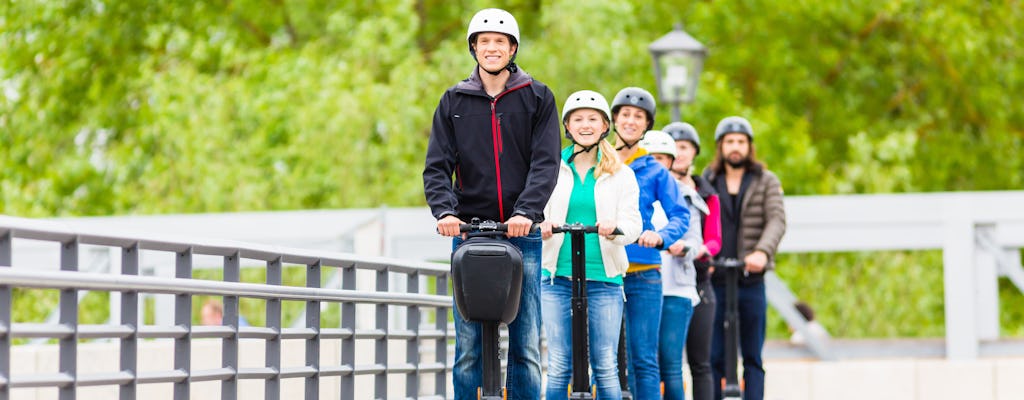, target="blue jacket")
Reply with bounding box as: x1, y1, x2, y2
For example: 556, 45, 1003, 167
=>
624, 151, 691, 265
